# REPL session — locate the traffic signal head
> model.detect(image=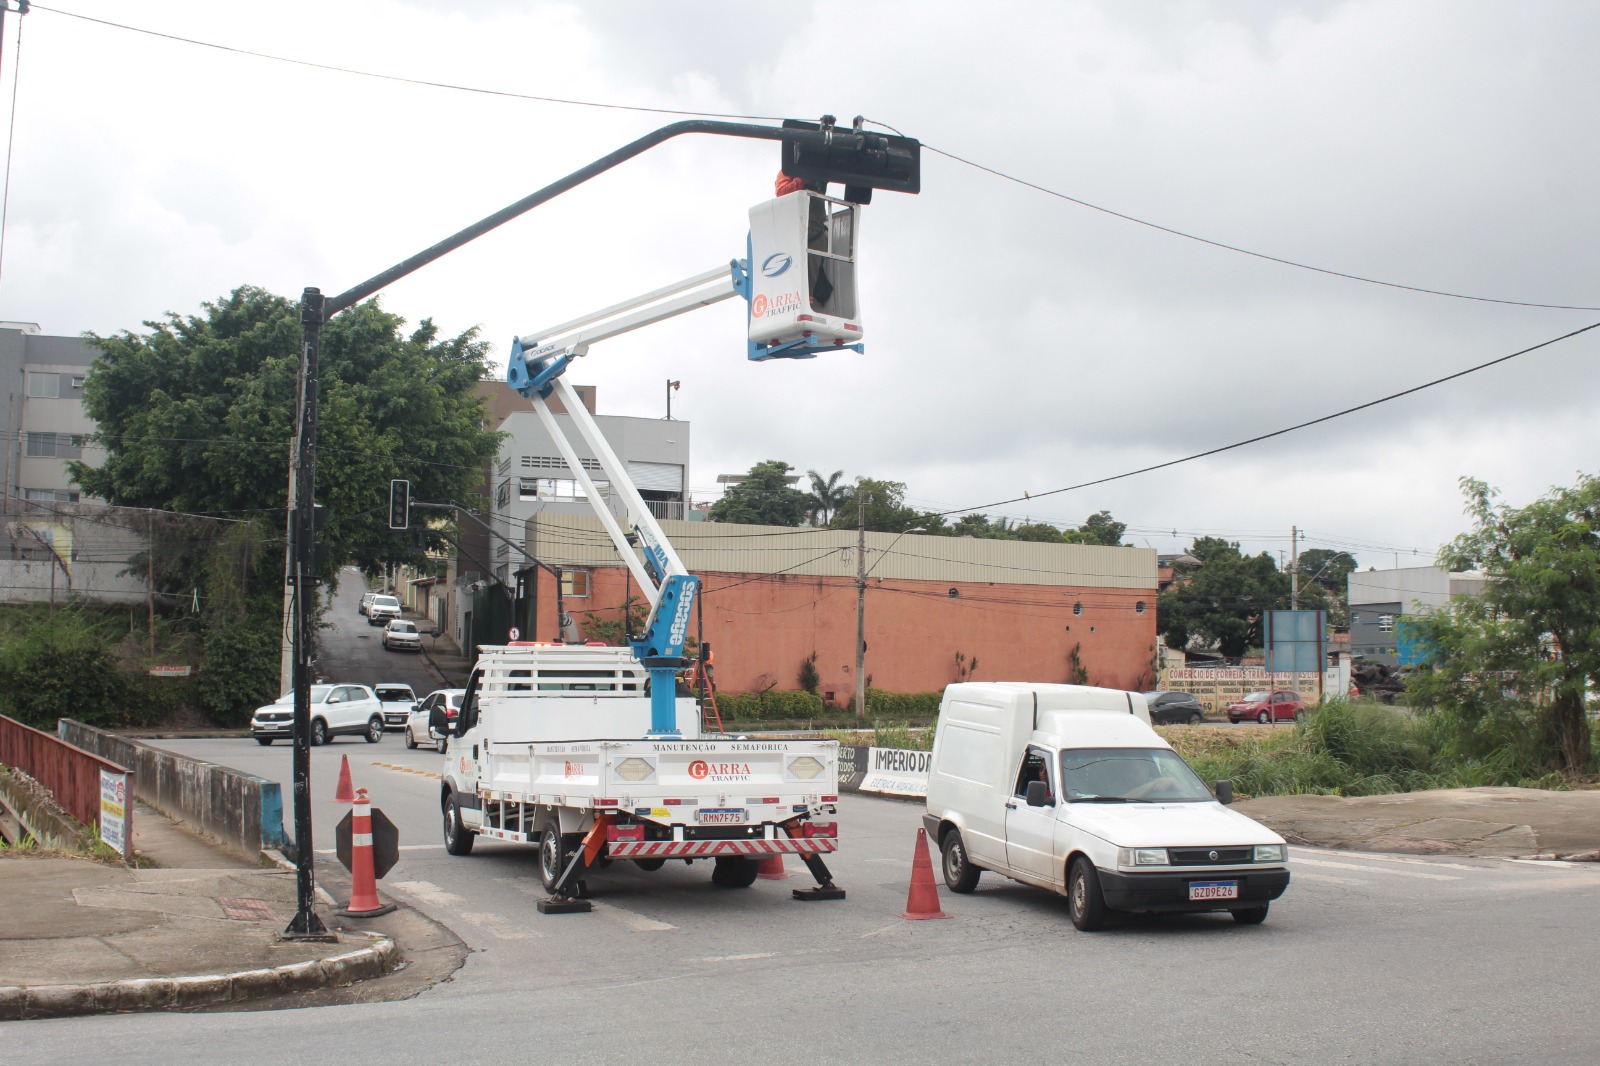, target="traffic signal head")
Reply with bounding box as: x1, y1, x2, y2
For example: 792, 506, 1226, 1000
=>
780, 118, 920, 196
389, 479, 410, 530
